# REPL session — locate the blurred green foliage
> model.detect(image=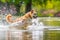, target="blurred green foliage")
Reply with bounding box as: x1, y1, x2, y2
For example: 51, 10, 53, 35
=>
1, 0, 60, 16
